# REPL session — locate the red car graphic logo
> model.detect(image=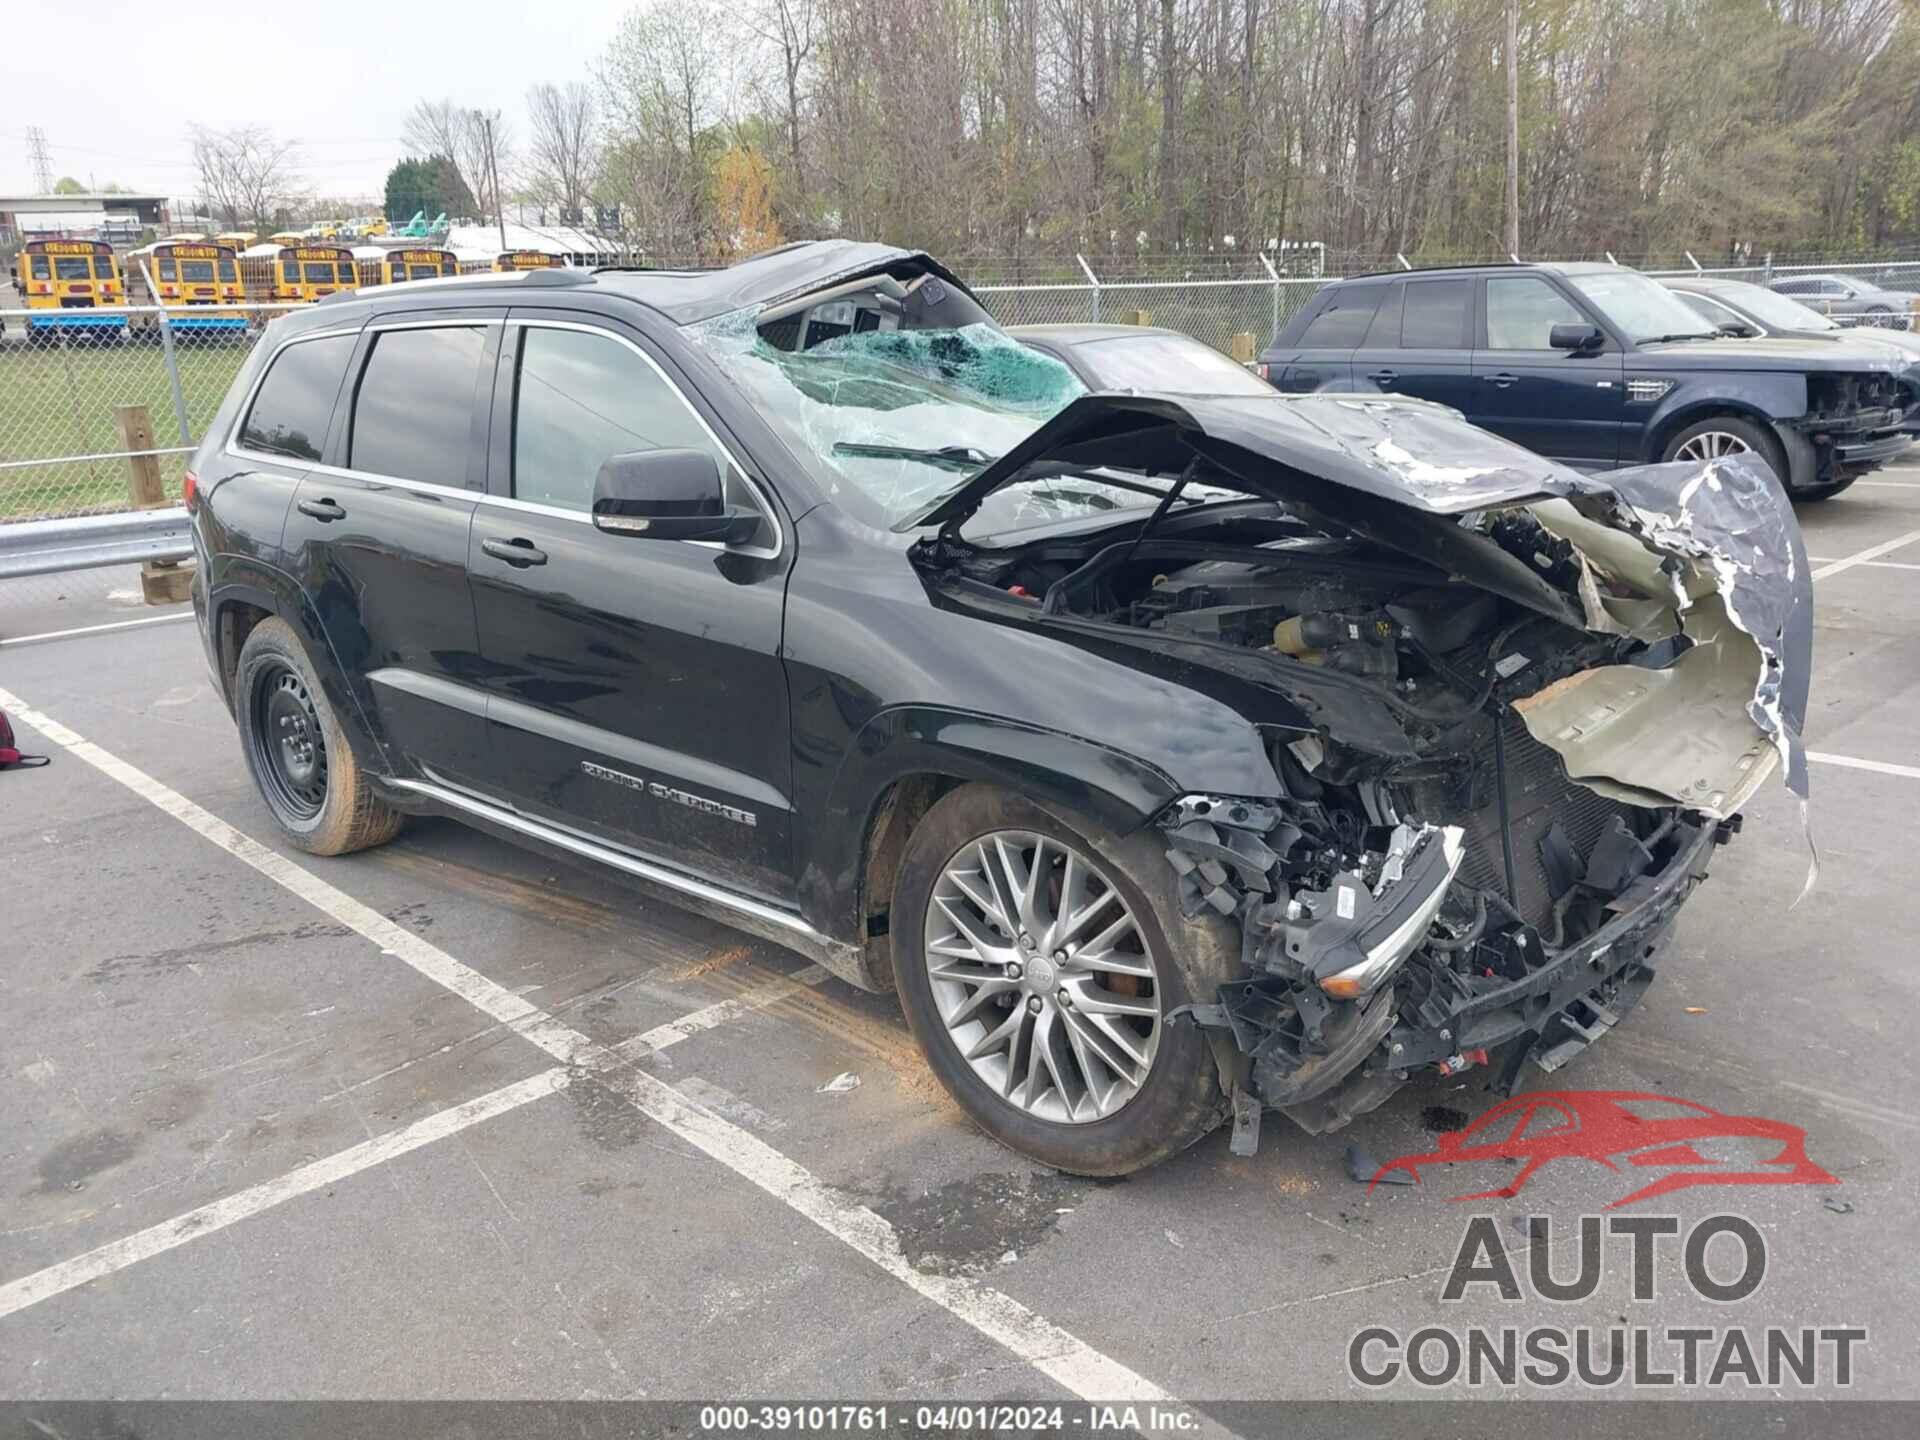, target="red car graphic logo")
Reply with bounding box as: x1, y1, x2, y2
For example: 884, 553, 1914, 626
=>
1369, 1090, 1836, 1209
